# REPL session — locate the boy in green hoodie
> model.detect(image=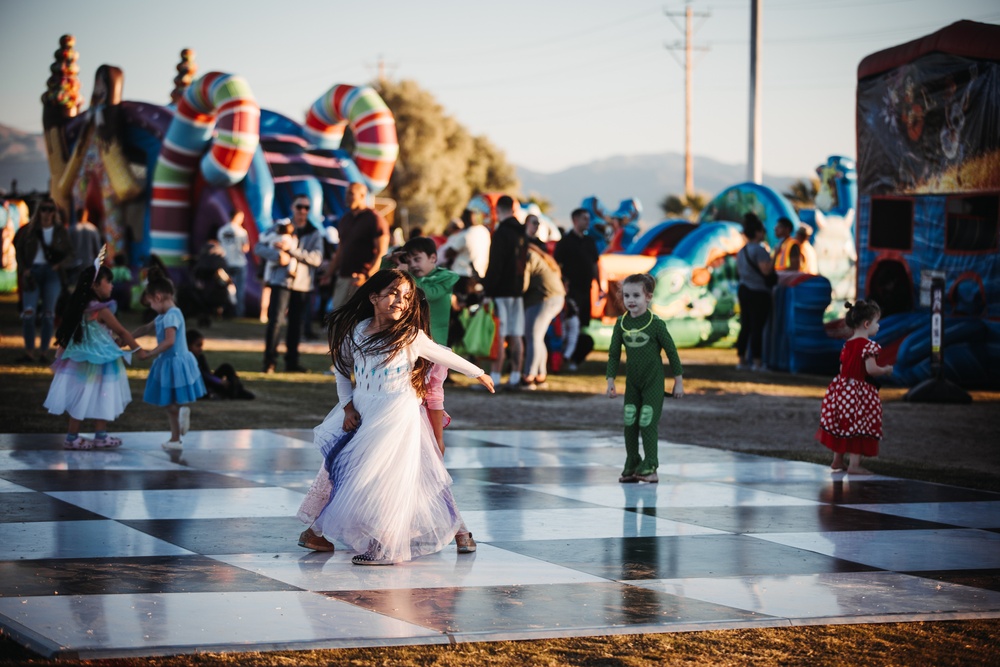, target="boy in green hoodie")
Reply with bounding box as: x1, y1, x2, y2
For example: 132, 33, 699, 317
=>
401, 237, 460, 344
